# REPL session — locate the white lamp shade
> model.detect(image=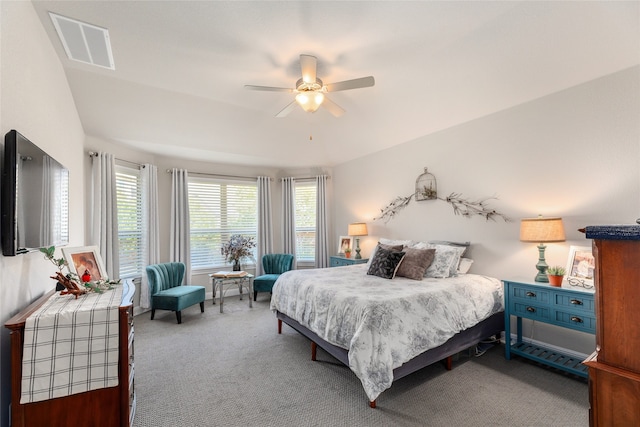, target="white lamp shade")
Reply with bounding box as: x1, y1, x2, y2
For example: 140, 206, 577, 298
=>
520, 217, 566, 242
348, 222, 368, 236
